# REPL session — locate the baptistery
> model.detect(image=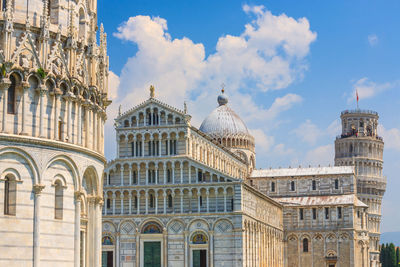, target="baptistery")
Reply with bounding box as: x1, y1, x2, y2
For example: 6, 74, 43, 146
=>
0, 0, 110, 266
